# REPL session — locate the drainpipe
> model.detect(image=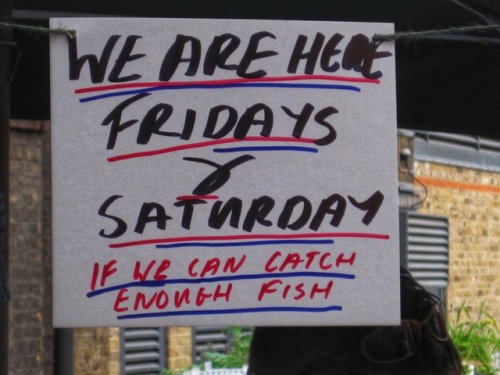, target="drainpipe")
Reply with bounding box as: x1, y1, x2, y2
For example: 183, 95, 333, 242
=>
0, 0, 12, 374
